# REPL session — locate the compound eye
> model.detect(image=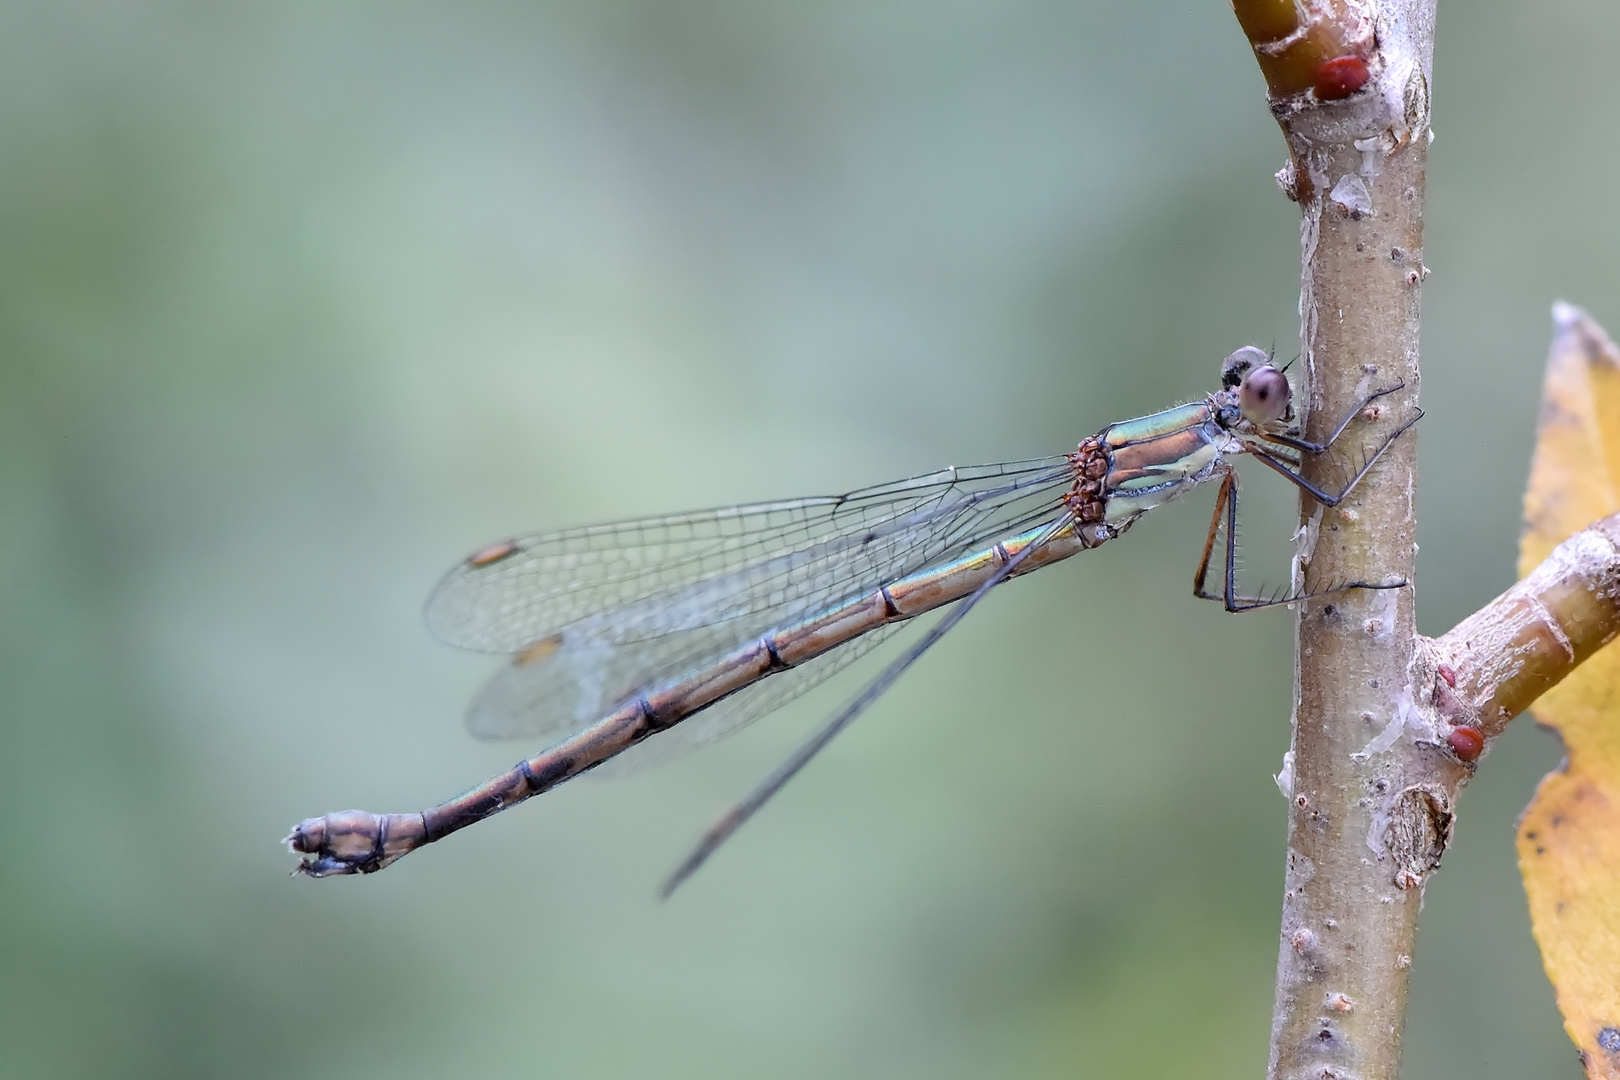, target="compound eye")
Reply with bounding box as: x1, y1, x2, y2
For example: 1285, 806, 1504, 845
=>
1221, 346, 1270, 389
1241, 365, 1291, 423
